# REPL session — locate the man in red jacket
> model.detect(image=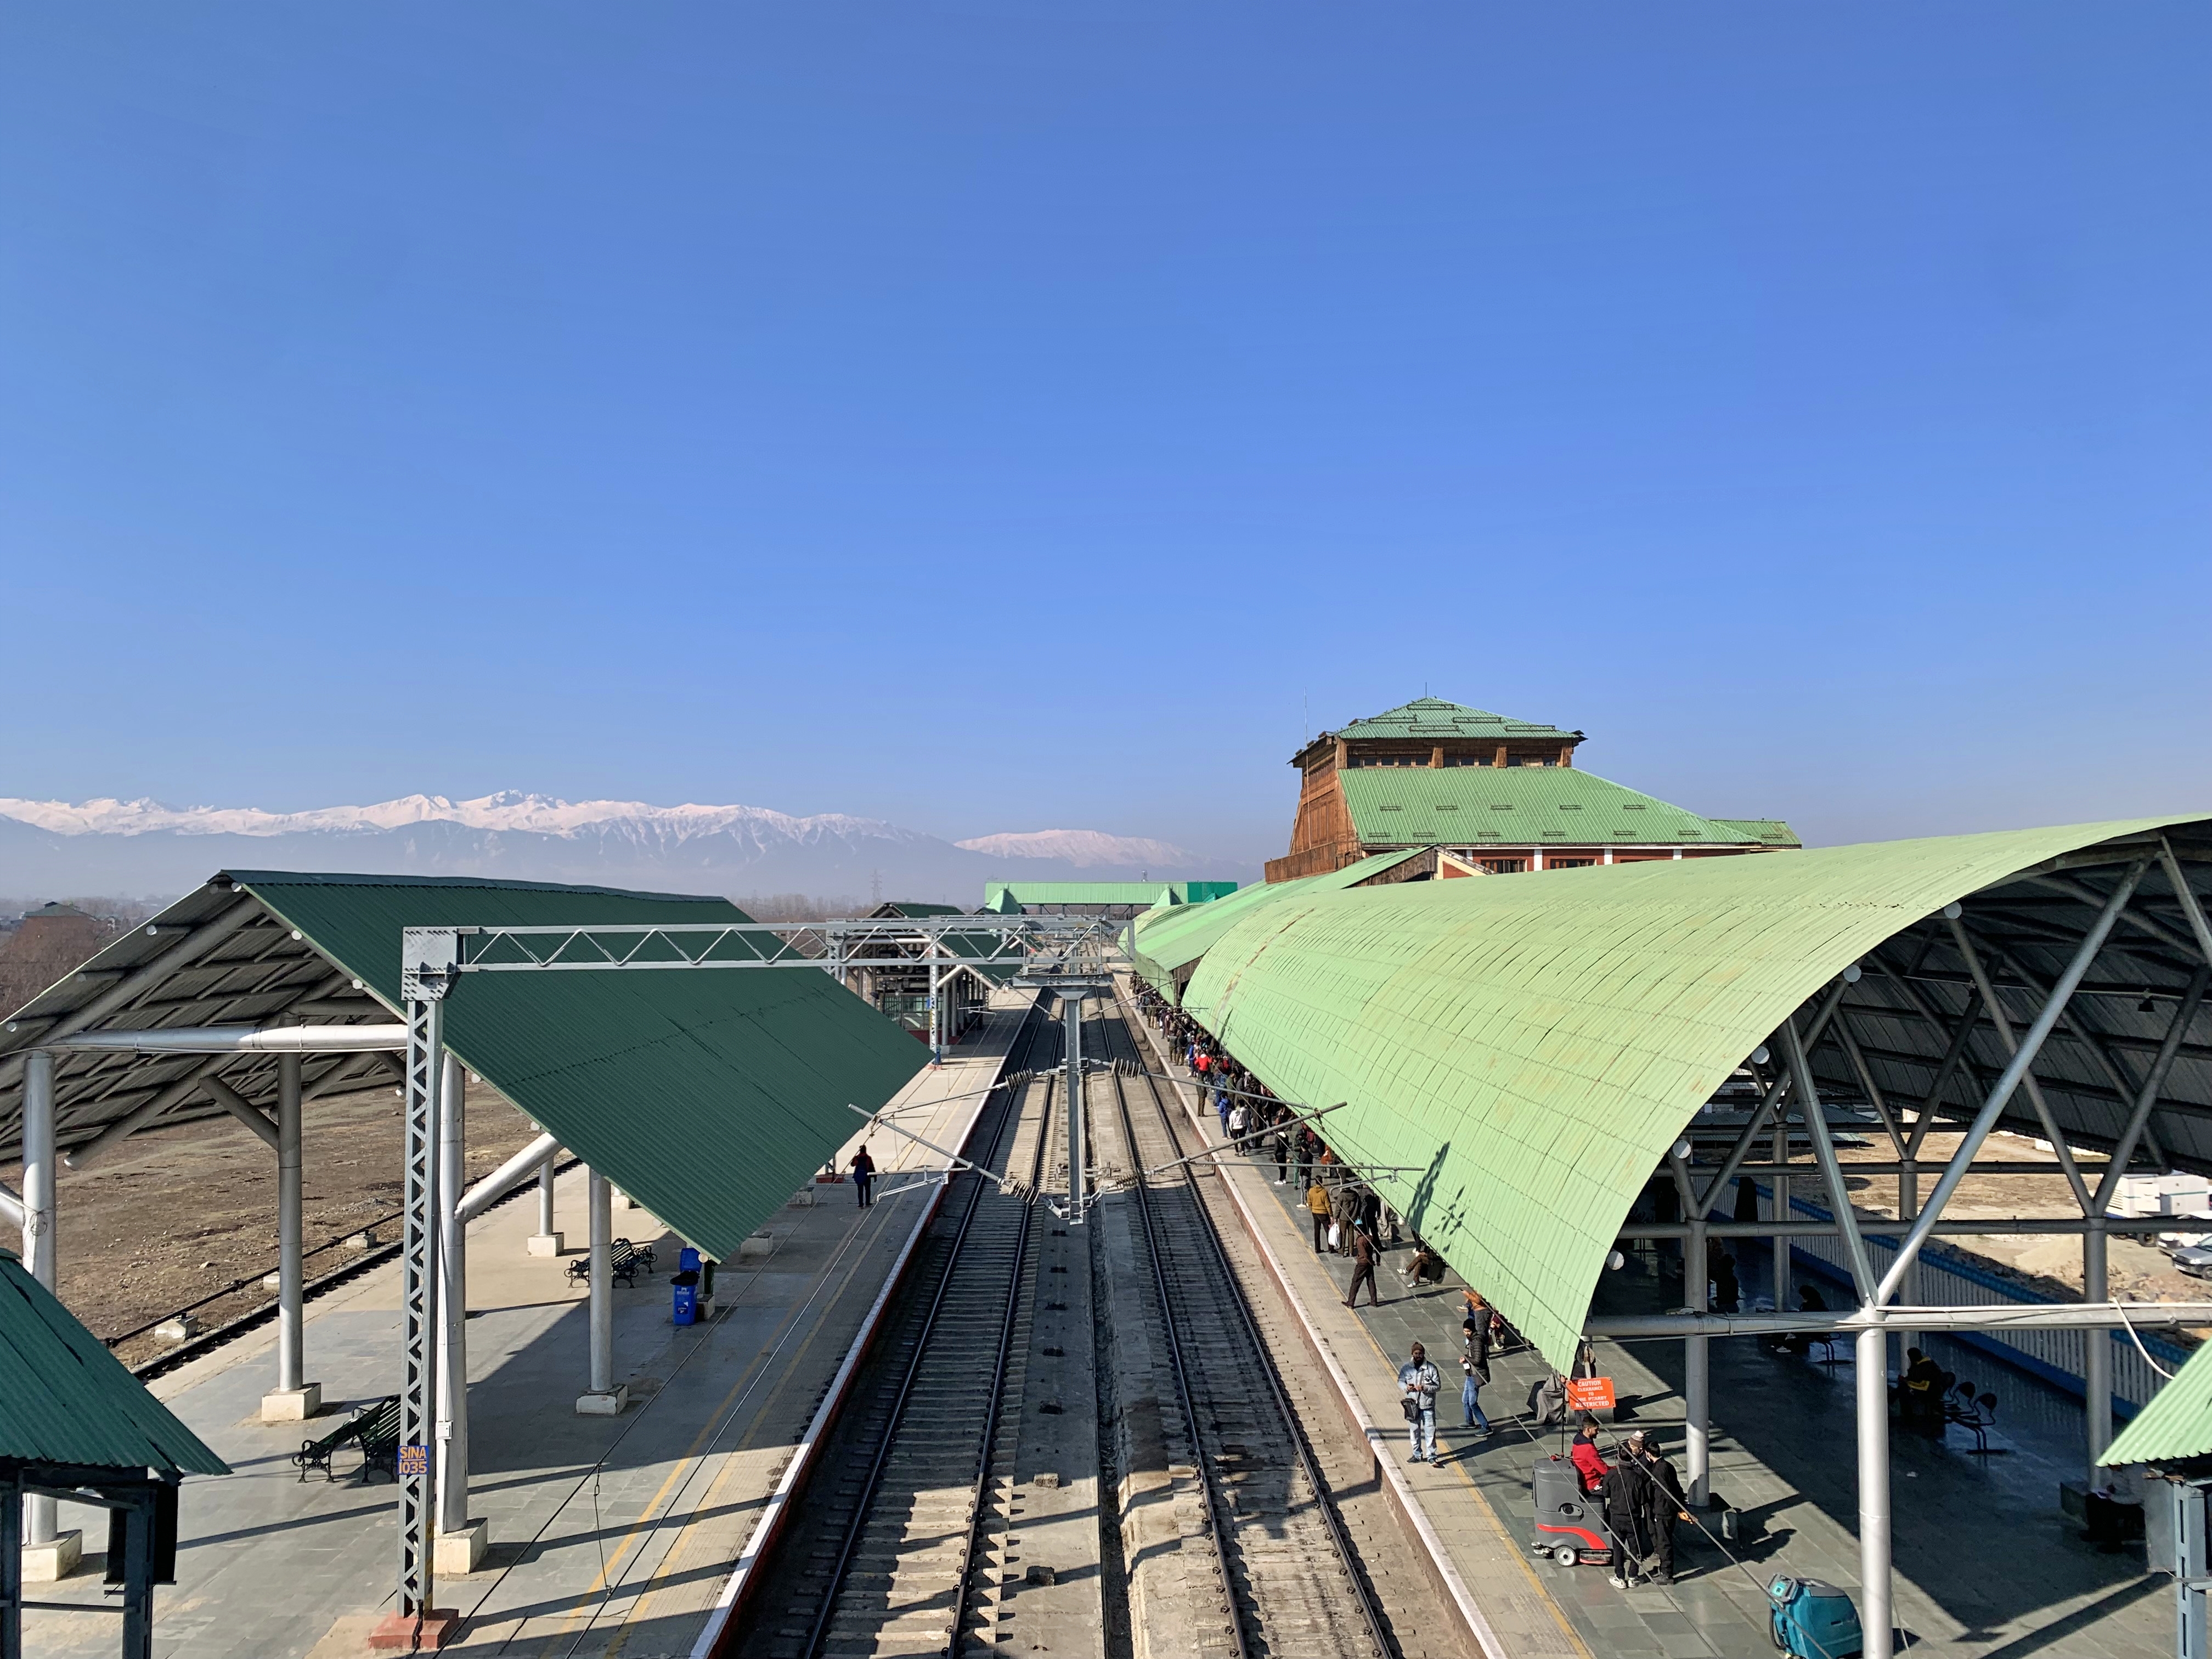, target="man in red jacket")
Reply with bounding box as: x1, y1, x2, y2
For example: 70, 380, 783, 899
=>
1571, 1415, 1610, 1492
